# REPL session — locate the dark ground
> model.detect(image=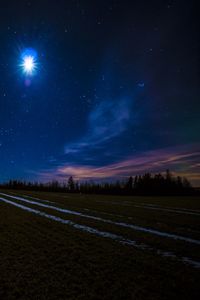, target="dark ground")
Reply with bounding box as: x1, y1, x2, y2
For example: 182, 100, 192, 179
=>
0, 190, 199, 299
